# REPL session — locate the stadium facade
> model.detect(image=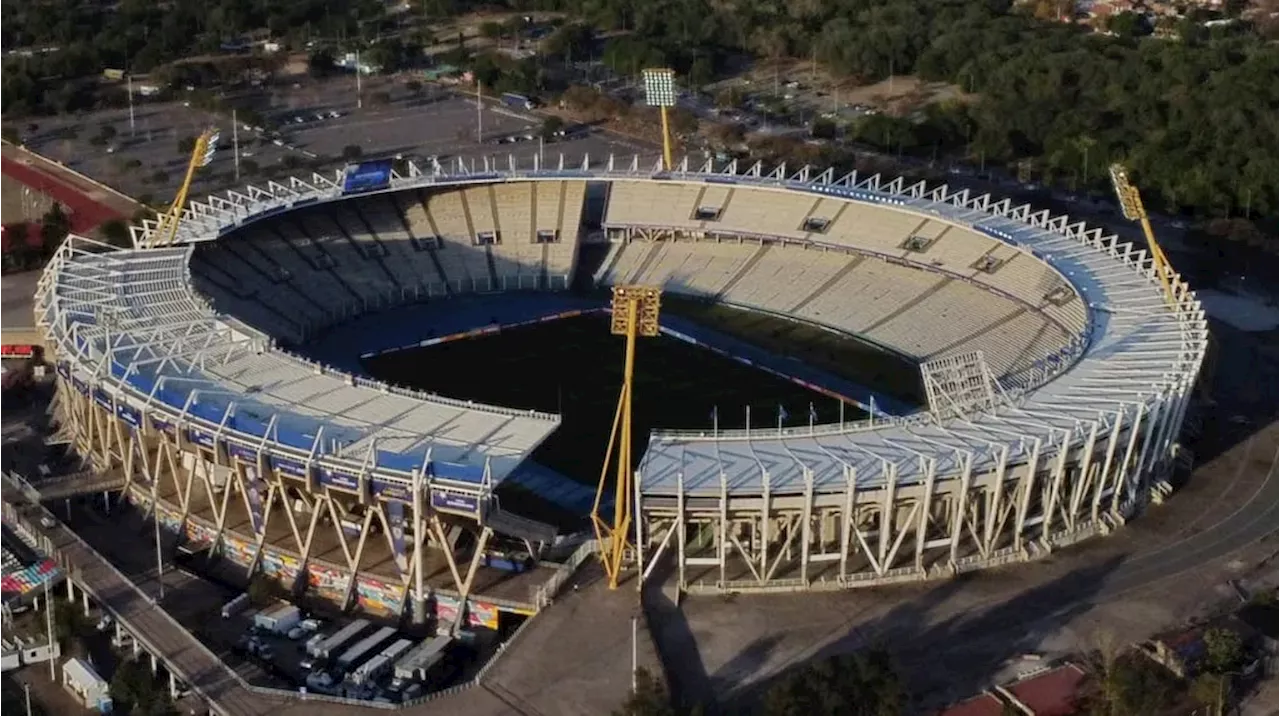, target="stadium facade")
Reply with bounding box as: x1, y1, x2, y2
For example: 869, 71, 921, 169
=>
36, 154, 1206, 618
